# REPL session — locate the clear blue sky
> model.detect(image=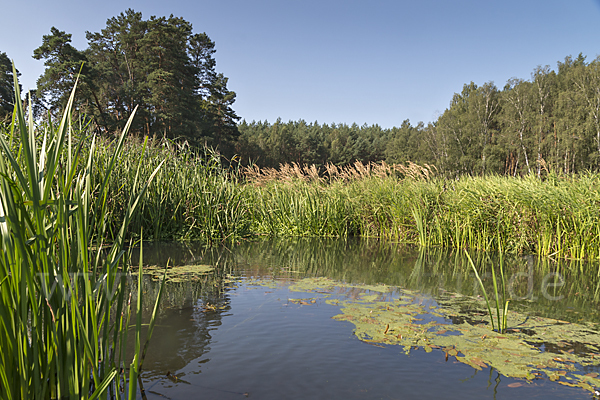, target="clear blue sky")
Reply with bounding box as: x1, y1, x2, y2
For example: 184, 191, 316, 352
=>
2, 0, 600, 128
